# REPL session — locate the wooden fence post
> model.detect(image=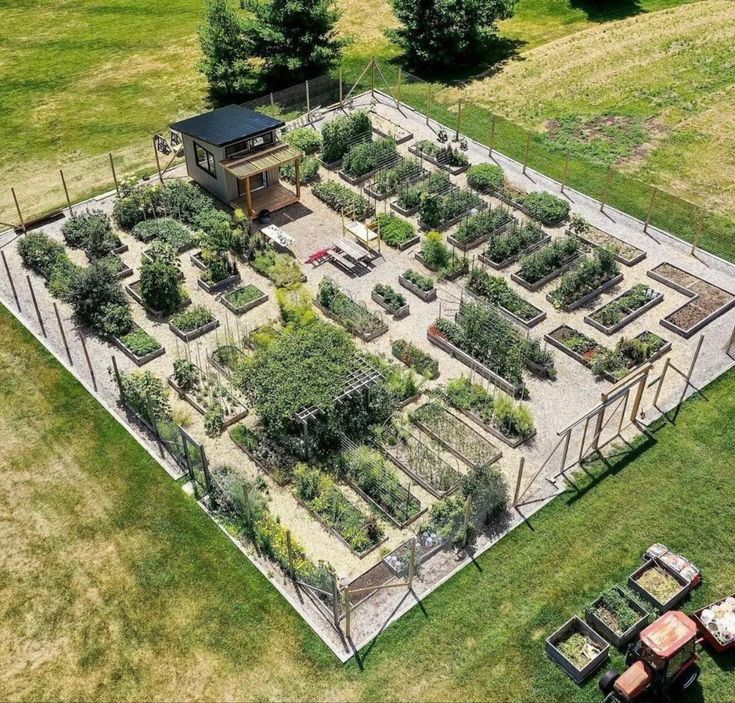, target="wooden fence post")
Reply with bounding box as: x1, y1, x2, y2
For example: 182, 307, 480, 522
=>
11, 188, 26, 233
370, 56, 375, 95
408, 537, 416, 588
686, 335, 704, 386
396, 67, 402, 109
629, 368, 650, 422
60, 169, 73, 217
599, 166, 613, 212
522, 133, 532, 175
339, 68, 343, 107
1, 251, 21, 311
305, 80, 311, 121
561, 155, 570, 195
26, 275, 45, 336
690, 208, 704, 255
53, 302, 73, 365
461, 497, 472, 548
489, 114, 496, 157
652, 357, 670, 409
455, 98, 463, 141
111, 355, 124, 401
109, 153, 120, 196
644, 188, 658, 233
425, 85, 431, 126
513, 456, 525, 506
286, 530, 295, 581
331, 571, 341, 629
78, 330, 97, 391
153, 135, 163, 184
344, 587, 352, 640
591, 393, 608, 452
